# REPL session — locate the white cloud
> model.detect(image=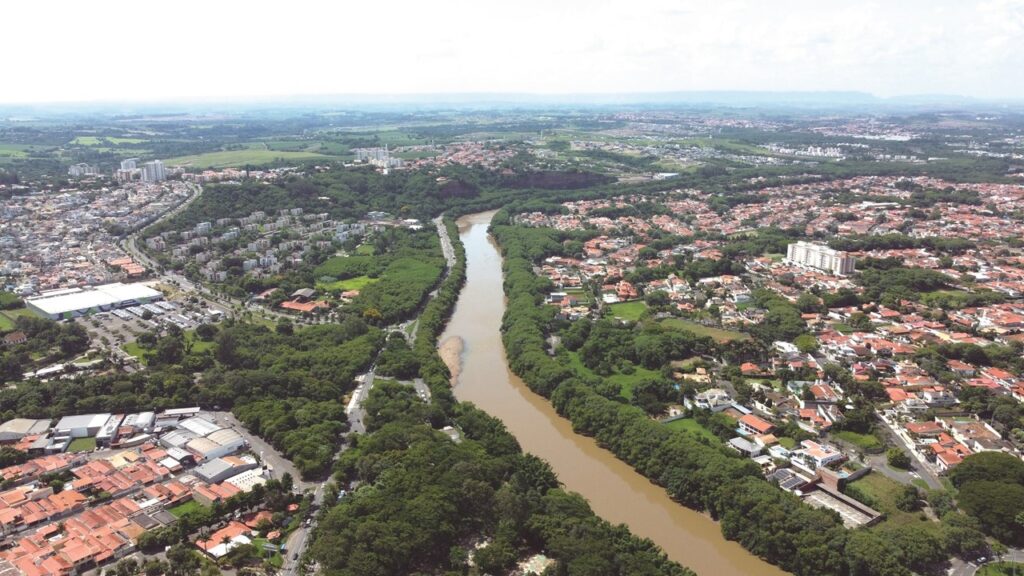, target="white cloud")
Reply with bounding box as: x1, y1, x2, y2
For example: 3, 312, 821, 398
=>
3, 0, 1023, 103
